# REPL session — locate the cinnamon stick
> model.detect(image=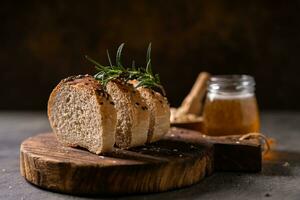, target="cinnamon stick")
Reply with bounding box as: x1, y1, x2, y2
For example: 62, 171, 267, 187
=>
177, 72, 210, 115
